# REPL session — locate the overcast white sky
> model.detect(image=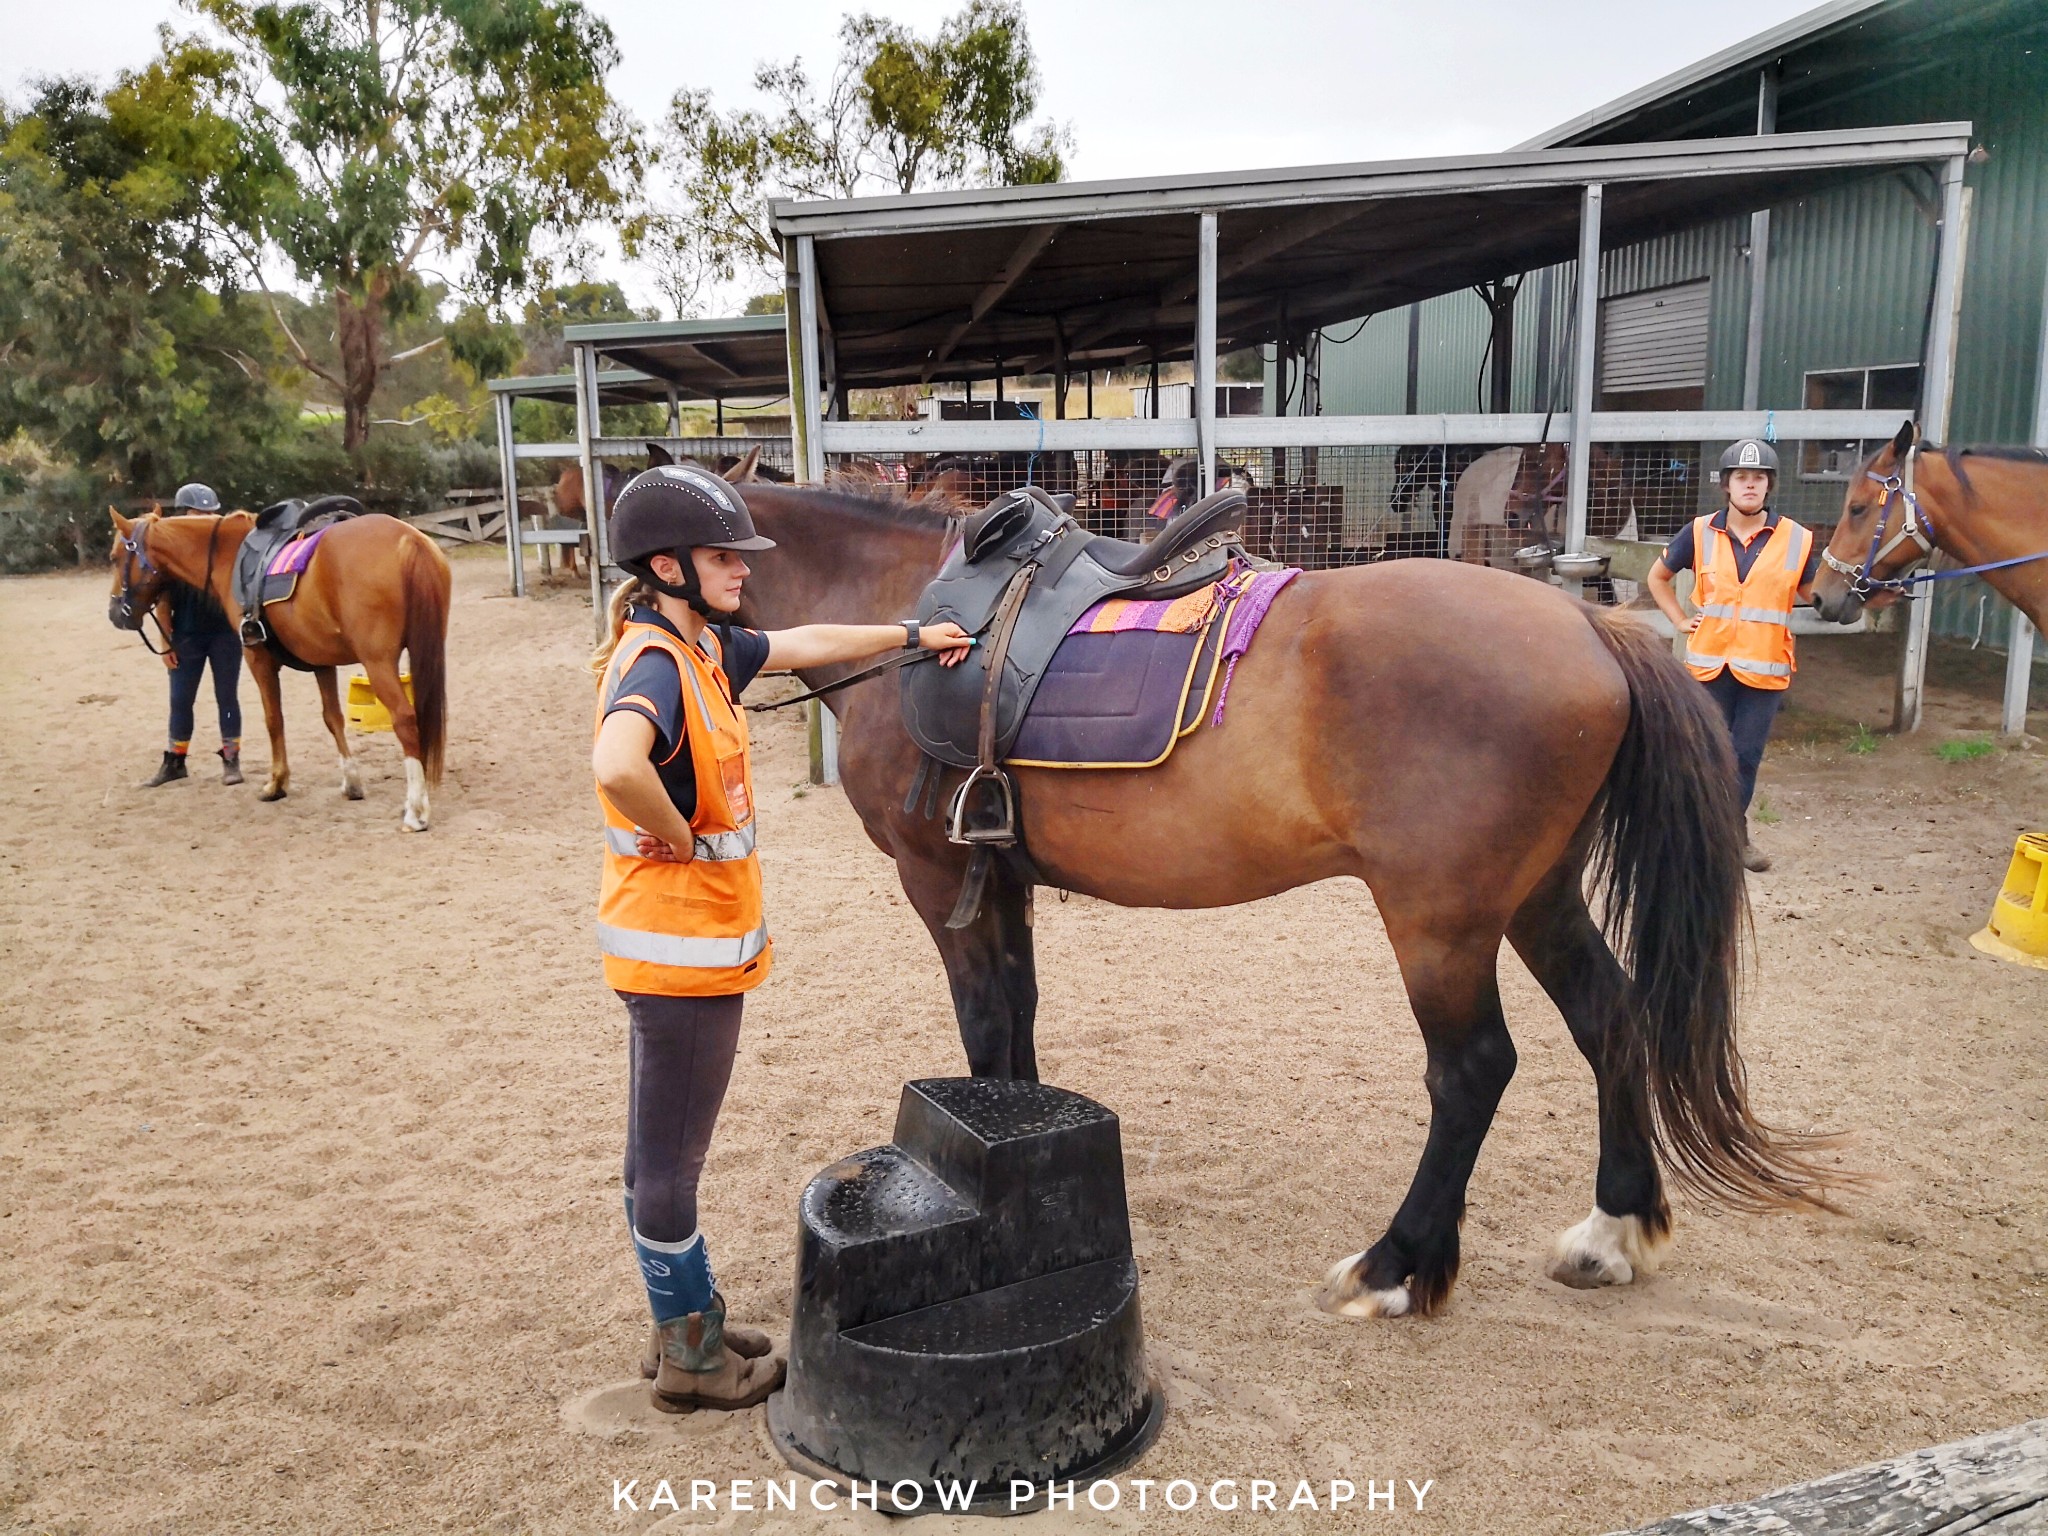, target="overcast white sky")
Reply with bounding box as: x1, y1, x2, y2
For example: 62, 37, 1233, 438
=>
7, 0, 1818, 309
